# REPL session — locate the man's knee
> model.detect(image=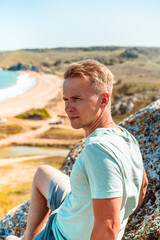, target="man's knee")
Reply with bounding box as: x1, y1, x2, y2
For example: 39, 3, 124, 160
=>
34, 165, 60, 199
36, 164, 59, 178
35, 165, 49, 181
